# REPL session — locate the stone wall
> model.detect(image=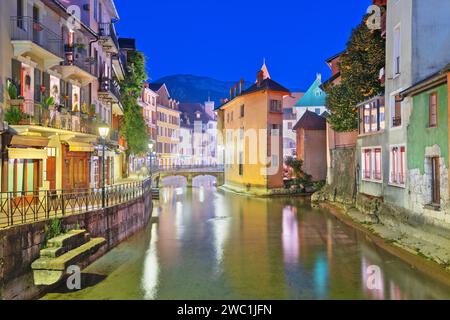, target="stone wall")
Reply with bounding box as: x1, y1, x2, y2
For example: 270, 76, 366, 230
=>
314, 147, 357, 204
0, 190, 152, 300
